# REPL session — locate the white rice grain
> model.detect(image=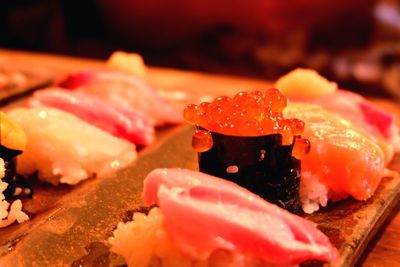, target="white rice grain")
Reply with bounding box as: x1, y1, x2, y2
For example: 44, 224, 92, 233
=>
109, 207, 293, 267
